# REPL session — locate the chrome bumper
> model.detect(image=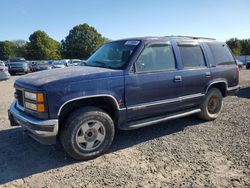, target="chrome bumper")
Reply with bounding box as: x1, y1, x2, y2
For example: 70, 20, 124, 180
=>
8, 100, 58, 144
